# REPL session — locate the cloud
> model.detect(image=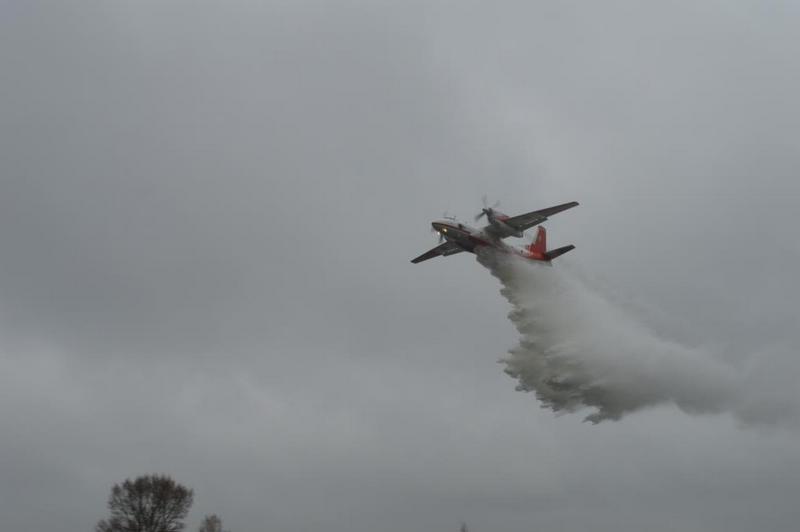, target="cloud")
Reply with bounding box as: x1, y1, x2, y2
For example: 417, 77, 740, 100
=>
2, 1, 800, 531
